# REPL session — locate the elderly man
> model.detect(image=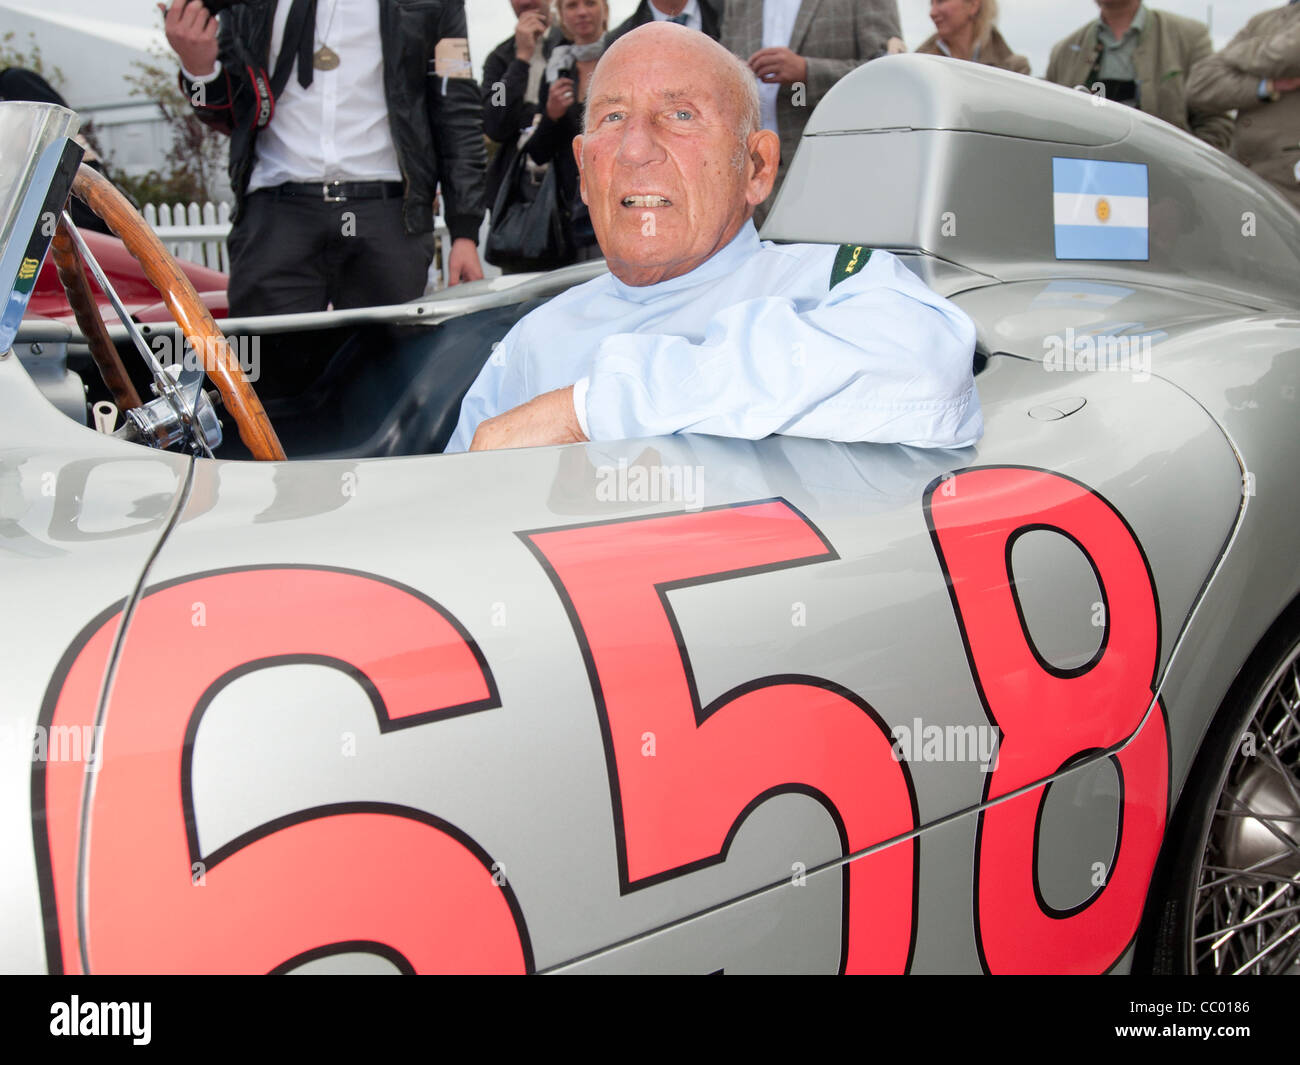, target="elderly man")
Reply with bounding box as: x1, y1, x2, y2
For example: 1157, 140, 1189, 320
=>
447, 23, 980, 454
1045, 1, 1232, 151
